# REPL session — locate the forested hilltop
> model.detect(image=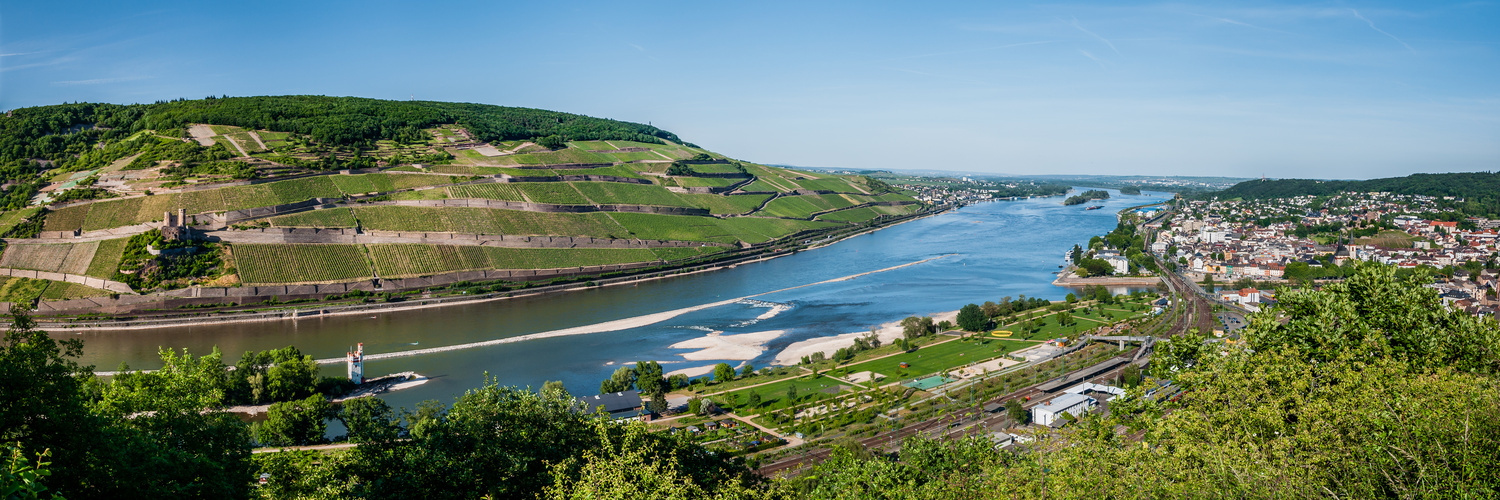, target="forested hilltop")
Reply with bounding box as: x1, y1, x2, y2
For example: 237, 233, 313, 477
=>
1208, 172, 1500, 216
